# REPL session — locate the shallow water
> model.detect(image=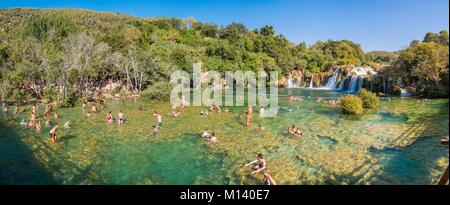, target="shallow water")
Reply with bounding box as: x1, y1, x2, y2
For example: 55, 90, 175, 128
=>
0, 88, 448, 184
